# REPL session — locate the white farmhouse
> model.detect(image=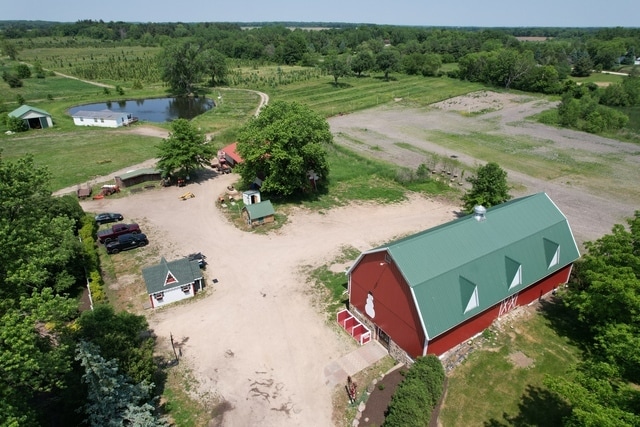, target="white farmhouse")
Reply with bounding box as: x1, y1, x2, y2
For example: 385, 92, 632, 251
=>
72, 110, 136, 128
